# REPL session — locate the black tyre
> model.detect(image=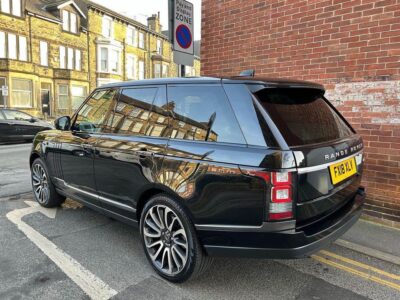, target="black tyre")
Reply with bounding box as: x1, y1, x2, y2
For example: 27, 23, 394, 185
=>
140, 194, 212, 283
31, 158, 66, 208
